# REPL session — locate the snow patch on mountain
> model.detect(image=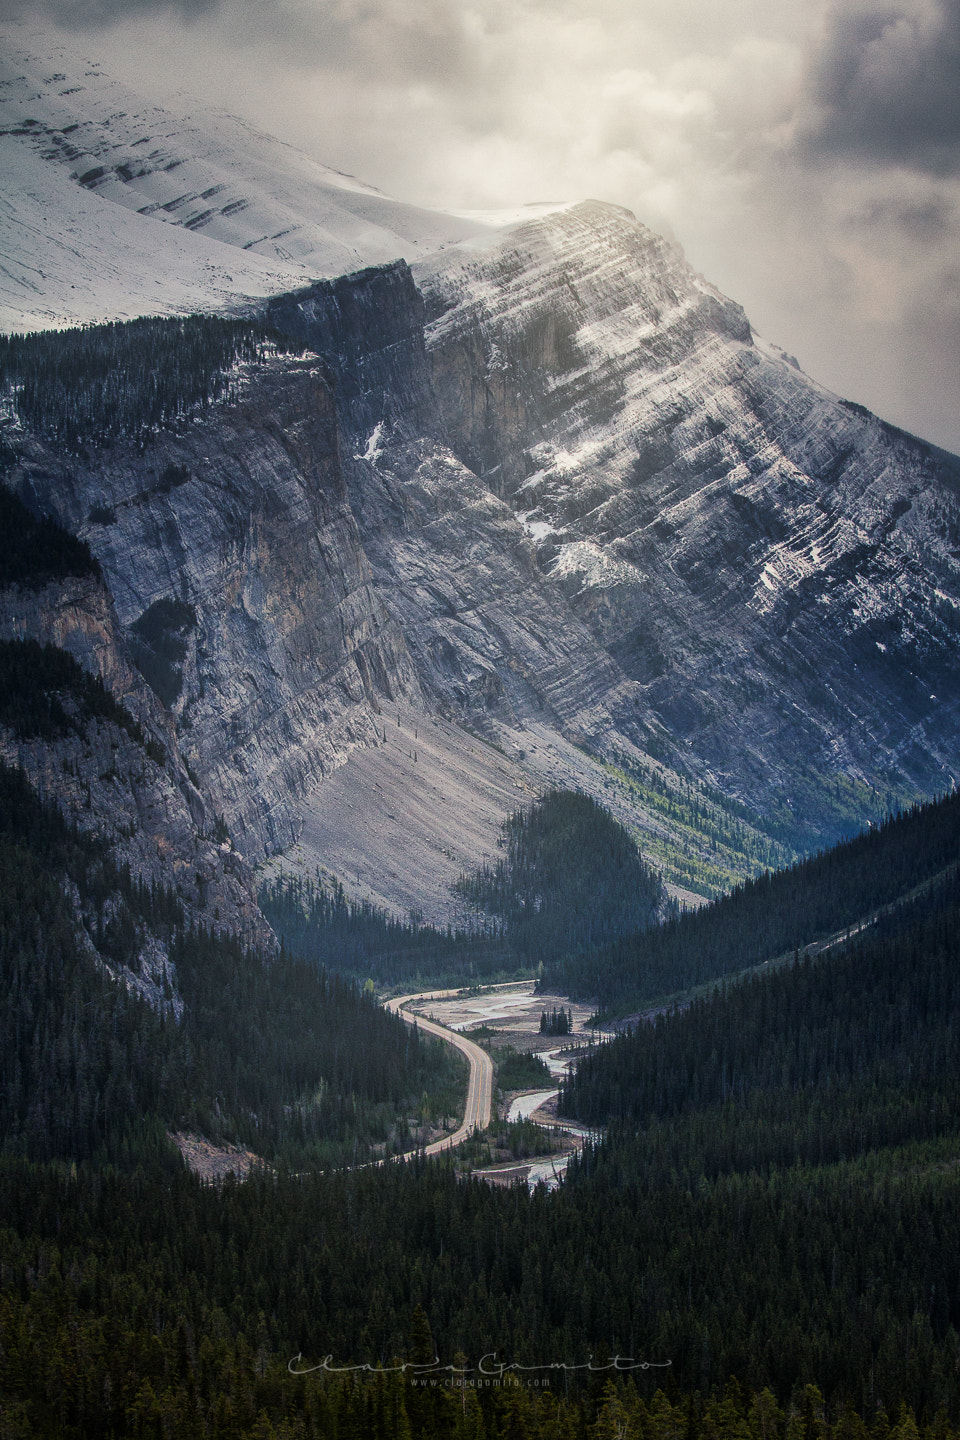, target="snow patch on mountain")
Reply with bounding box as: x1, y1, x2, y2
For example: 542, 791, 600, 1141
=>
550, 541, 642, 594
0, 142, 311, 330
0, 24, 540, 330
